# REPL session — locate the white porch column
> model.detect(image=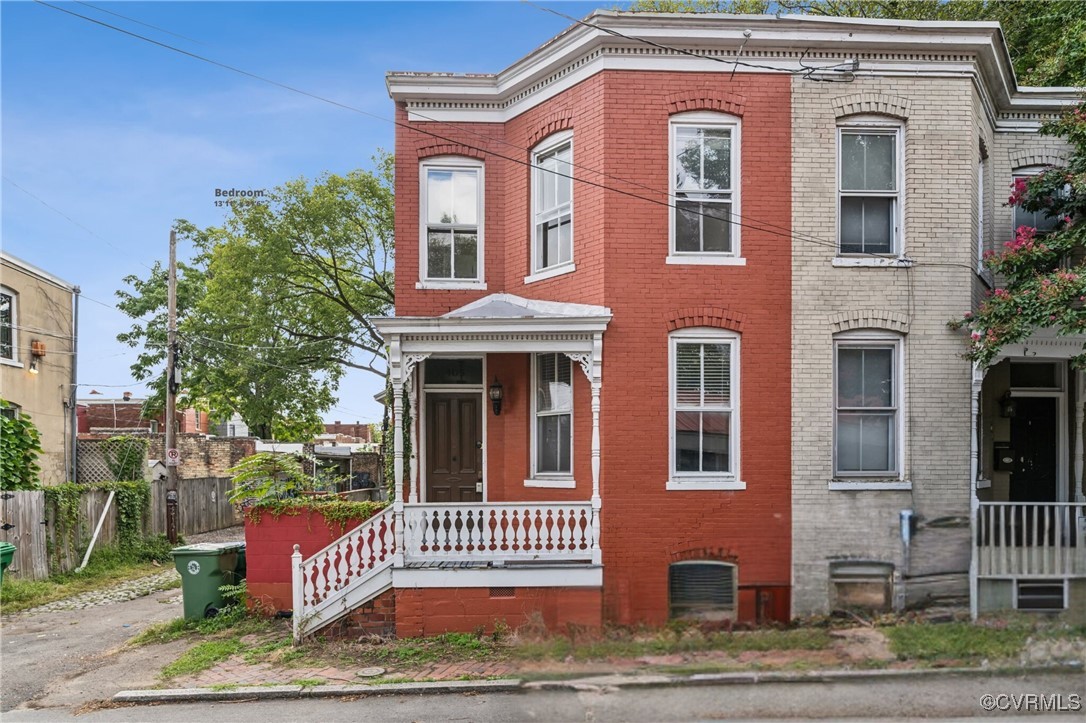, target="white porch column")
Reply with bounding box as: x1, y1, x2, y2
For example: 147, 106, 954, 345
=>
389, 338, 406, 567
590, 334, 603, 564
969, 362, 986, 621
1075, 369, 1085, 502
